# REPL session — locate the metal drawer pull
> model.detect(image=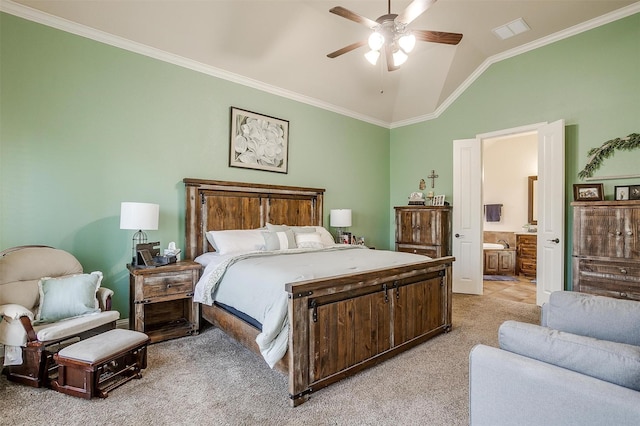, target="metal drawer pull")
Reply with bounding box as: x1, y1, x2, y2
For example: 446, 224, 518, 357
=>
166, 284, 172, 289
620, 292, 628, 298
620, 269, 627, 274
